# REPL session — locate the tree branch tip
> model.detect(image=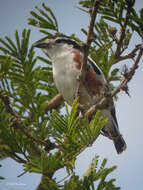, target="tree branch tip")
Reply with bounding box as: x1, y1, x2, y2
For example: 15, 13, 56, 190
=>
17, 171, 28, 178
121, 85, 131, 97
75, 5, 90, 14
